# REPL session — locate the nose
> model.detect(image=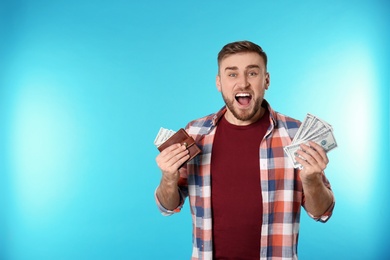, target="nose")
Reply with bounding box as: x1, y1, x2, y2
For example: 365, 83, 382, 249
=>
236, 74, 250, 88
